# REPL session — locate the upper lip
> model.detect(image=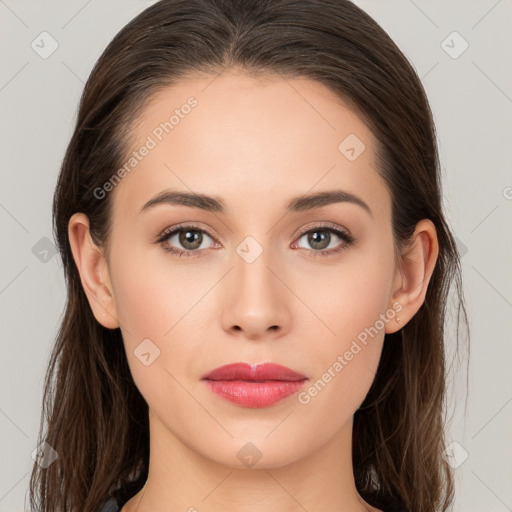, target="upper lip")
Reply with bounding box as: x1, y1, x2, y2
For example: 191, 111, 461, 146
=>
201, 362, 308, 382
